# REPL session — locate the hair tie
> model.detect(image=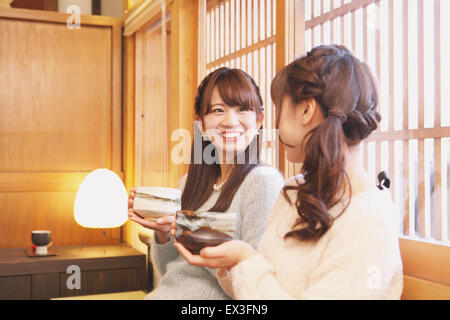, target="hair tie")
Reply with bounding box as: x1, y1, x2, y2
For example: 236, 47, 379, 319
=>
327, 109, 347, 122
